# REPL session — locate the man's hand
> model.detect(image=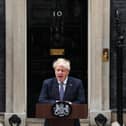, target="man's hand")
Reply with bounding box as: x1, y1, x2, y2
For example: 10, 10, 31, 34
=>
64, 101, 72, 104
